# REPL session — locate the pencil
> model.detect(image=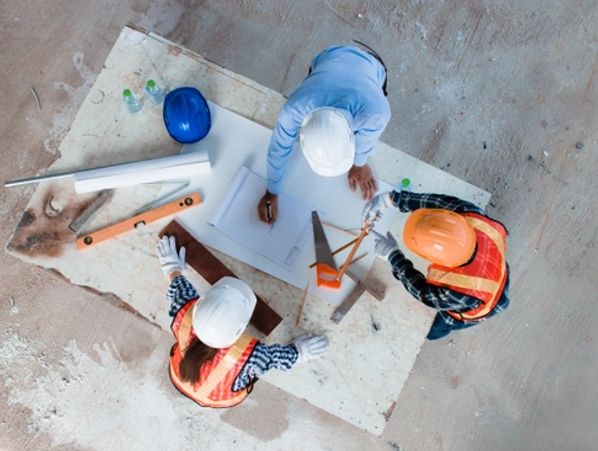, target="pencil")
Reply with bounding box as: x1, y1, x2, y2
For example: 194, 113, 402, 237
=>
296, 283, 309, 327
